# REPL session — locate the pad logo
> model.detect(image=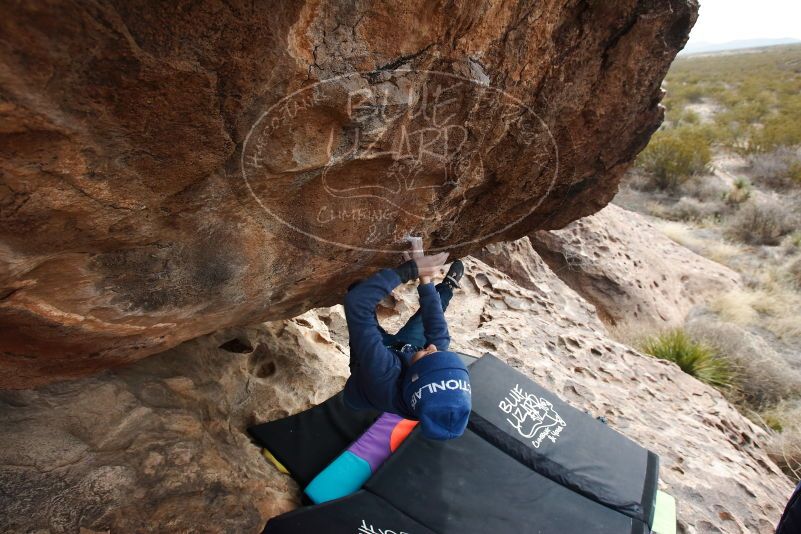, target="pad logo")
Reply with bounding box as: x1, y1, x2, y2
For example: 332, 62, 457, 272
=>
499, 384, 566, 448
358, 518, 409, 534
